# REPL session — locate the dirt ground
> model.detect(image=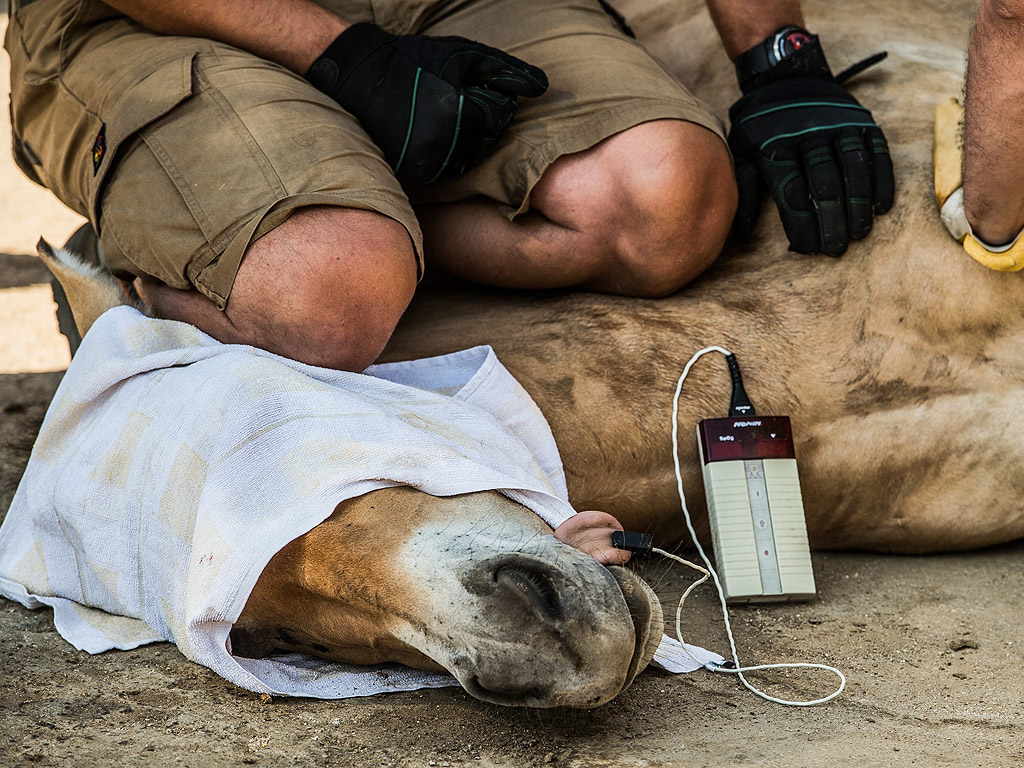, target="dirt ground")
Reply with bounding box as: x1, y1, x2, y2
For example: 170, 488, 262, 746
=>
2, 5, 1023, 768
